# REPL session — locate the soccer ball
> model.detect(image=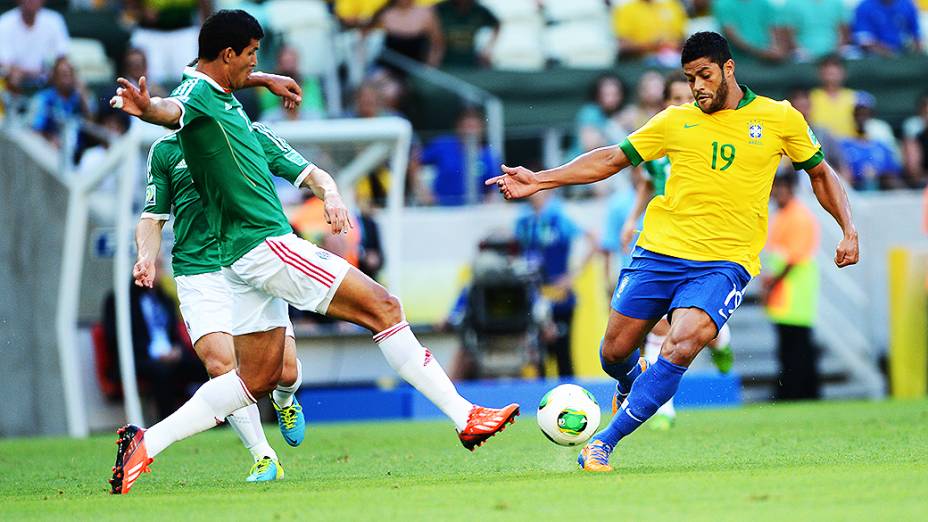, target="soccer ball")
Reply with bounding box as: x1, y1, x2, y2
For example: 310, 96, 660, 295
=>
536, 384, 601, 446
